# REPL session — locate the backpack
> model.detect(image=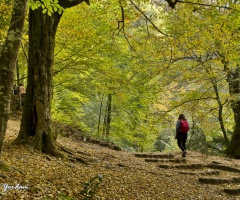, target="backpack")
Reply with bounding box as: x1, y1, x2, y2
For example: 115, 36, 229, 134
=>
180, 120, 189, 133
